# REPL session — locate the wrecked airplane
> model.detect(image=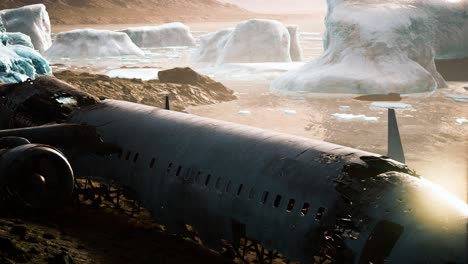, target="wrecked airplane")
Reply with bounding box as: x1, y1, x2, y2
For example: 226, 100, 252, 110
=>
0, 77, 466, 263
